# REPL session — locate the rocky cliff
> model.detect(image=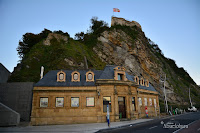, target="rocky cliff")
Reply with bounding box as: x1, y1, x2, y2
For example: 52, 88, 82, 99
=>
8, 17, 200, 108
94, 17, 200, 106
